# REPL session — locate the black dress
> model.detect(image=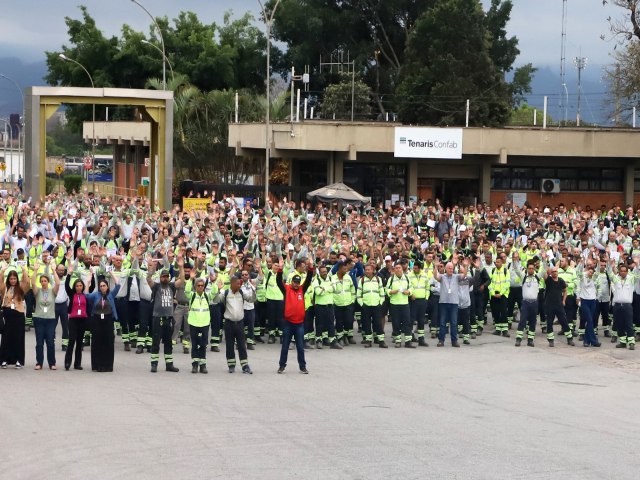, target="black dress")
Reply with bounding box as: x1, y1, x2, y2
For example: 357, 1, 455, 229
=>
91, 296, 114, 372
